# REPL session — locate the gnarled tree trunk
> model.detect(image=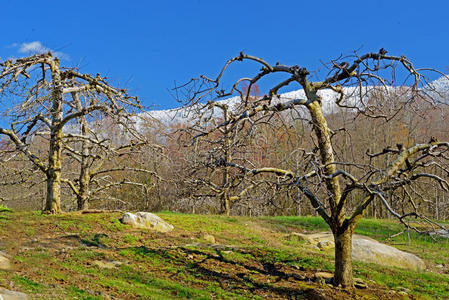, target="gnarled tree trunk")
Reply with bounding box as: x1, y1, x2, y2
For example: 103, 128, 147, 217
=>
77, 171, 90, 210
45, 58, 63, 214
333, 227, 354, 287
45, 128, 63, 213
